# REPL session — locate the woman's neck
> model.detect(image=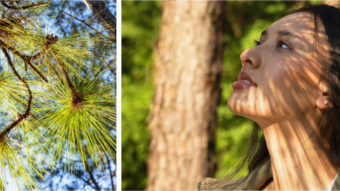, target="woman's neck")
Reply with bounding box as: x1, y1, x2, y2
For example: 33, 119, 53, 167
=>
260, 113, 339, 190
